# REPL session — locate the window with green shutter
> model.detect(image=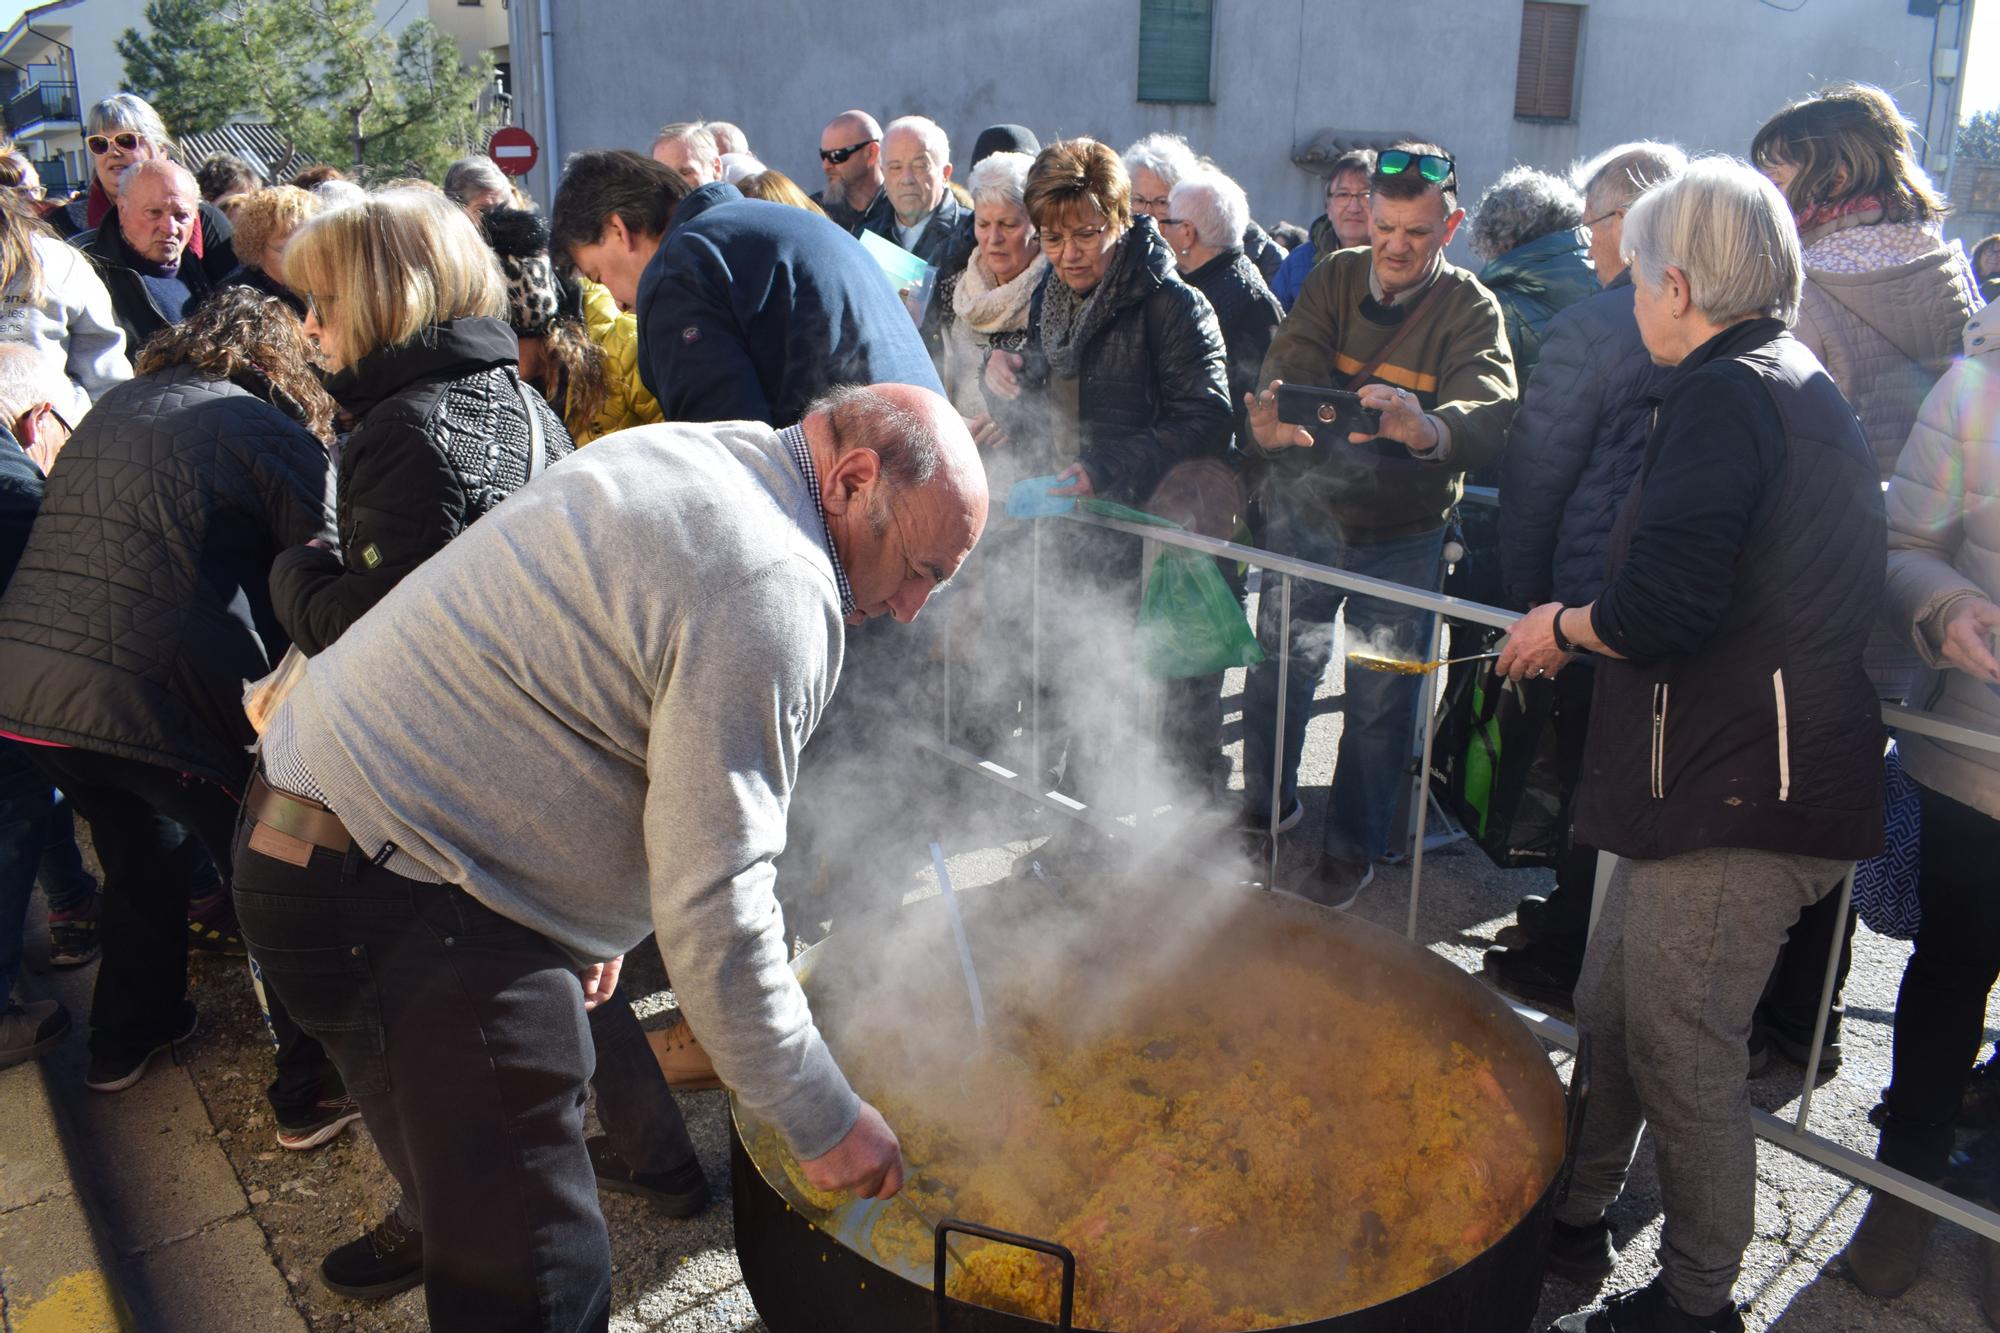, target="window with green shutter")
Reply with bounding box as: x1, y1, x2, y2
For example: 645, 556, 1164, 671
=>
1138, 0, 1214, 104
